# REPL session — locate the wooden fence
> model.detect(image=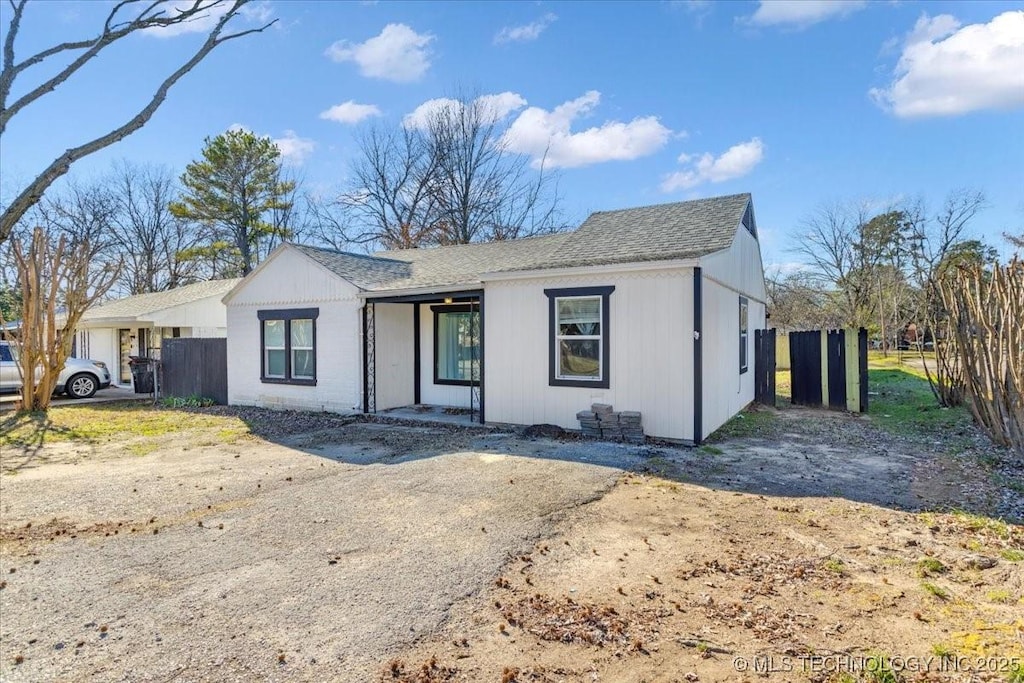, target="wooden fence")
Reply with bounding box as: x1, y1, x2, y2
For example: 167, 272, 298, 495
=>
789, 328, 867, 412
160, 338, 228, 405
